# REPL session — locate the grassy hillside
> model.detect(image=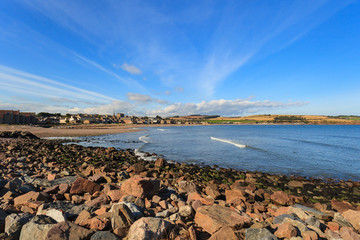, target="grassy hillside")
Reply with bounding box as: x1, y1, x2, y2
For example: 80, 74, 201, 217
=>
205, 115, 360, 125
